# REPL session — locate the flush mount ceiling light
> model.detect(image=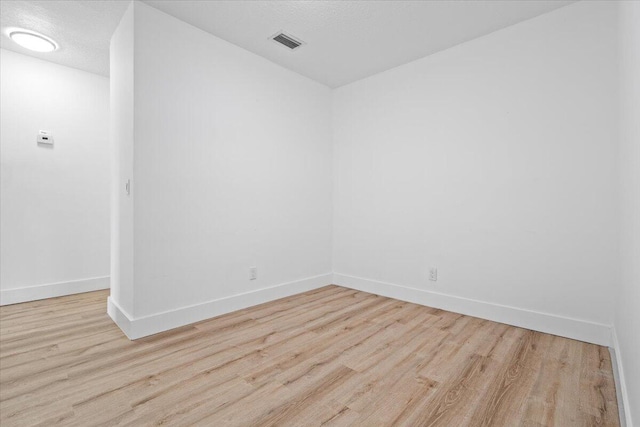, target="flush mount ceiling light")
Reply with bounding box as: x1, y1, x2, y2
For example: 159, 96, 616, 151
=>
9, 30, 58, 52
